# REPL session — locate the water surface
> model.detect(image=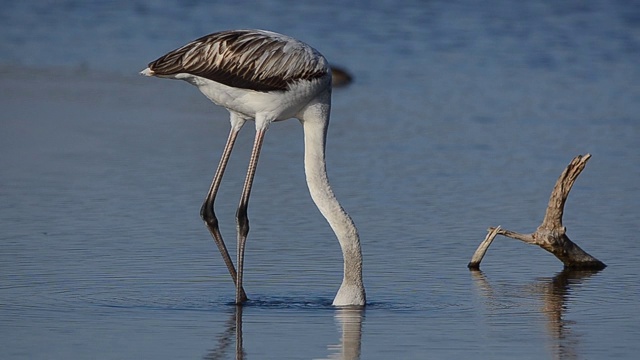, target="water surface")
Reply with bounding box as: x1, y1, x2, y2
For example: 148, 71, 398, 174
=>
1, 1, 639, 359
